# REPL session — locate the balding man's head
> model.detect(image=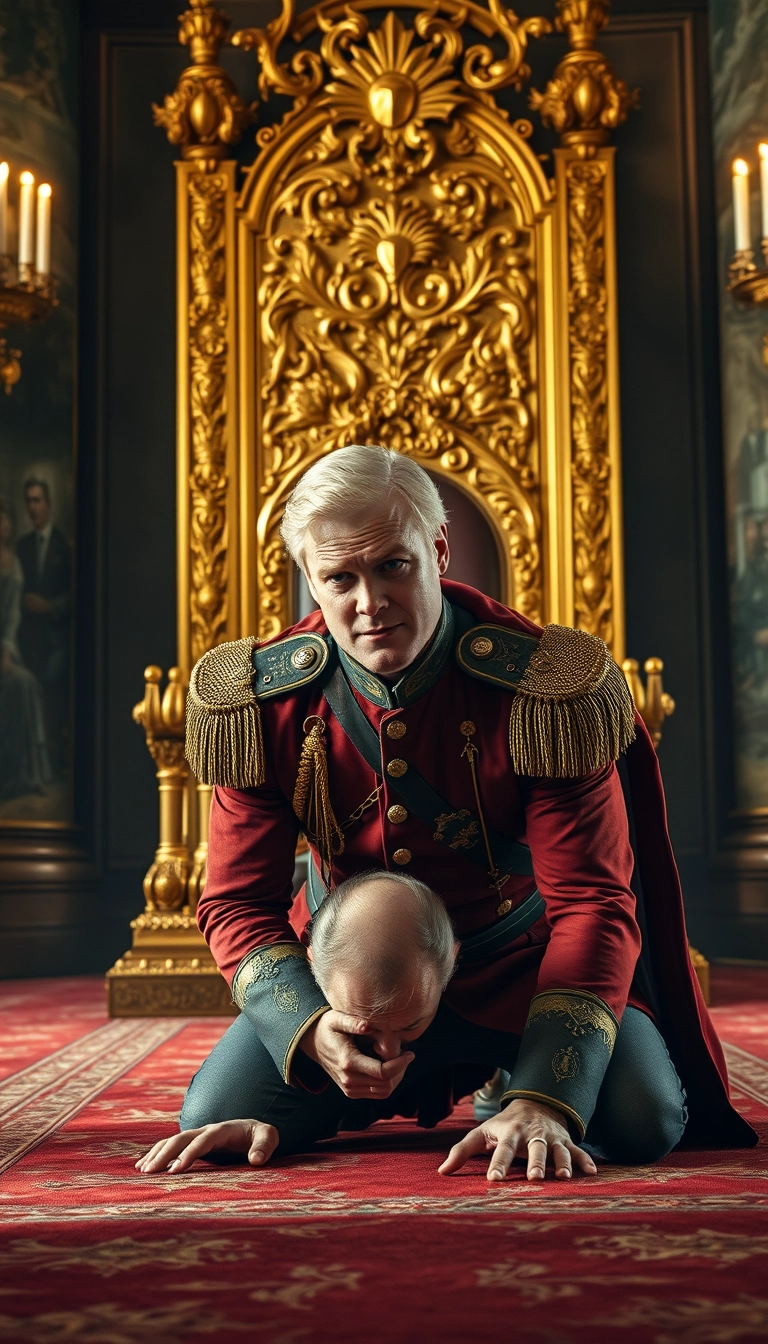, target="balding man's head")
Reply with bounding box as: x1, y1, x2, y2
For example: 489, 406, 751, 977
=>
308, 871, 457, 1022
